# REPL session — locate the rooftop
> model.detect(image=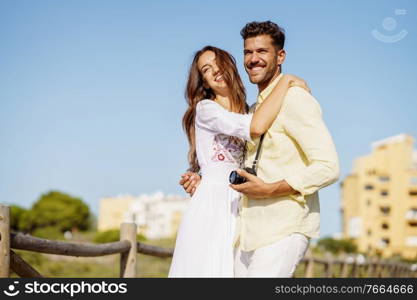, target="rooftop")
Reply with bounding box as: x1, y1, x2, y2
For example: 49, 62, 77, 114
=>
371, 133, 410, 149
